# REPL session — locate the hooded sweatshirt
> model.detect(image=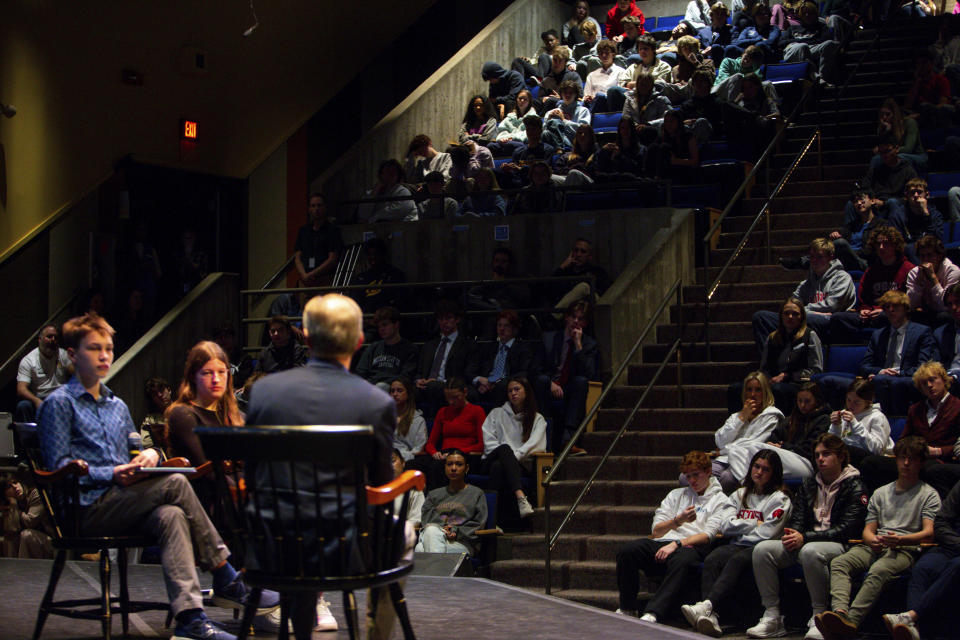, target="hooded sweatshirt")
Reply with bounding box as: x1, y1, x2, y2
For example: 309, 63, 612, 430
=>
715, 404, 784, 463
482, 62, 525, 106
709, 487, 792, 546
794, 259, 857, 313
830, 402, 894, 455
606, 0, 645, 37
653, 475, 729, 542
481, 402, 547, 463
813, 464, 861, 530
